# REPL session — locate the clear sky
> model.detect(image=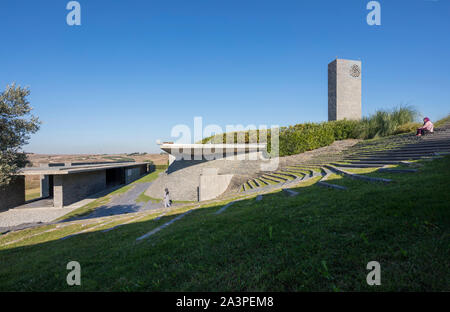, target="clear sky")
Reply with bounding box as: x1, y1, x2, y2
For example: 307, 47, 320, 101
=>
1, 0, 449, 154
